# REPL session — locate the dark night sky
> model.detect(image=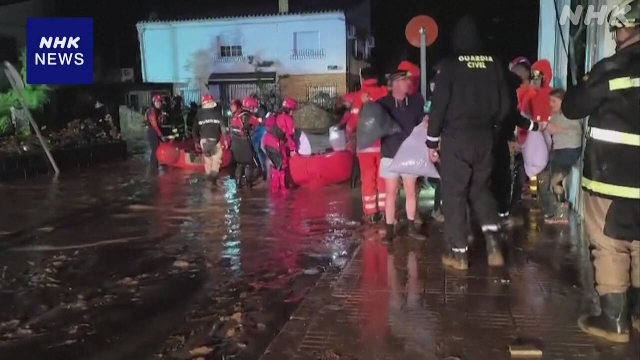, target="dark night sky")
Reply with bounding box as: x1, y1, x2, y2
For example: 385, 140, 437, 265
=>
50, 0, 540, 77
